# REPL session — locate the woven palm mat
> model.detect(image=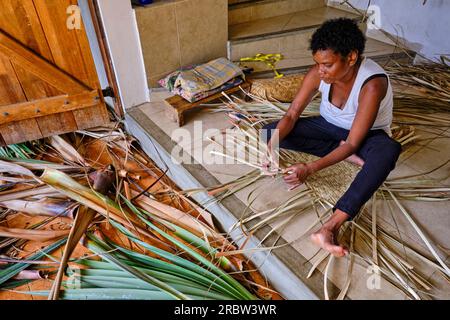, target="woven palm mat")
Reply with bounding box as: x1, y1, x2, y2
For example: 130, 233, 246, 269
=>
282, 150, 360, 205
275, 125, 415, 205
